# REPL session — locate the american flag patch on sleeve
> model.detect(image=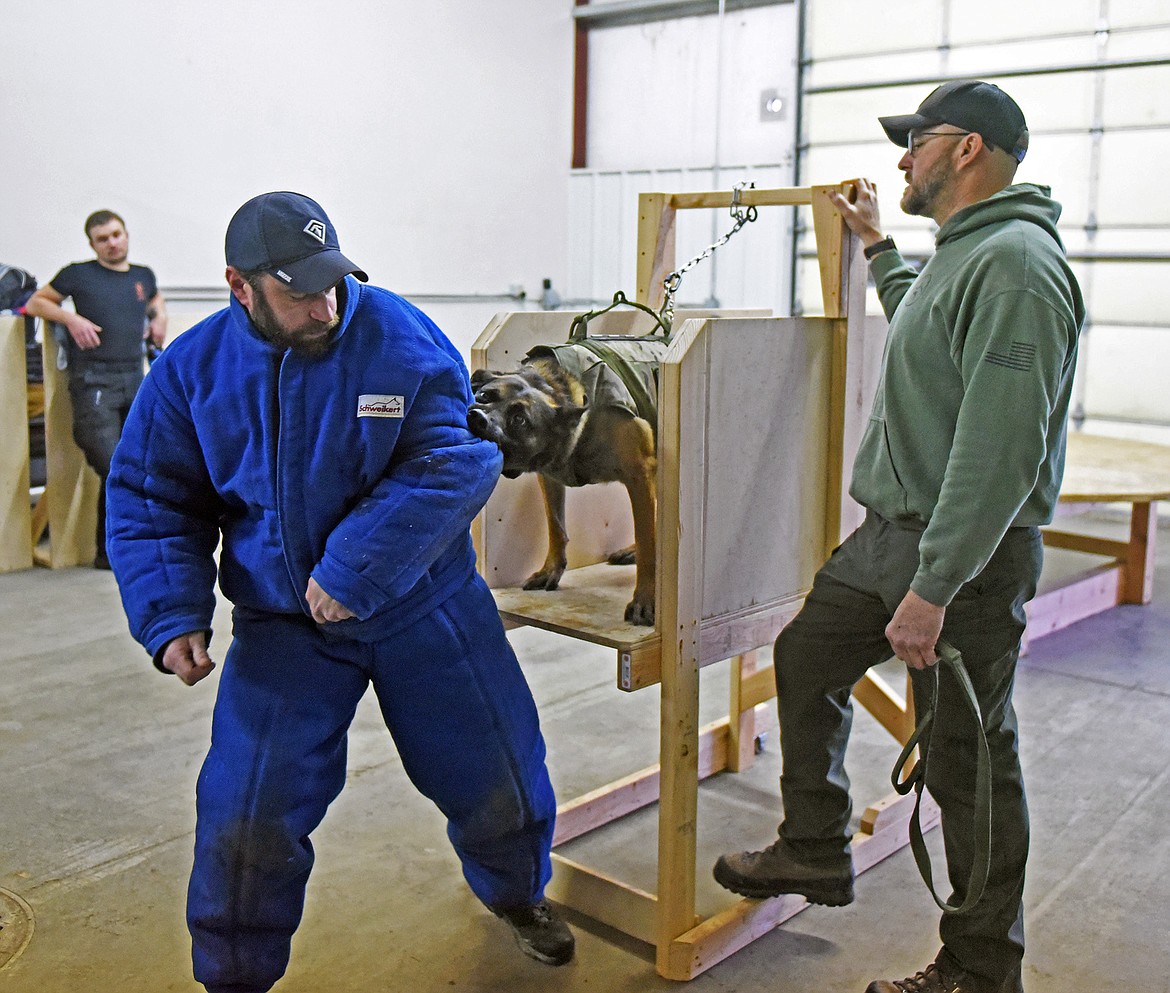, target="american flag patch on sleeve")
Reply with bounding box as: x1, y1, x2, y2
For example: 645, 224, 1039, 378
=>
985, 342, 1035, 371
